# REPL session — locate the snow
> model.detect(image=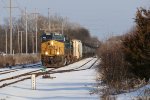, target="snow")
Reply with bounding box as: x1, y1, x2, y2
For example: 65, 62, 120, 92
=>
0, 57, 149, 100
0, 62, 41, 72
0, 58, 100, 100
54, 58, 97, 71
0, 68, 41, 79
115, 84, 150, 100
